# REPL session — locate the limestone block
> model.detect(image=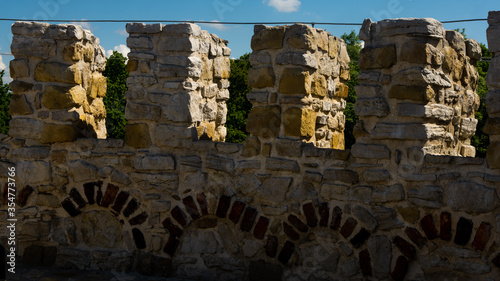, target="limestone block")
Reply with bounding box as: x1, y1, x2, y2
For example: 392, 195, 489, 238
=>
310, 74, 327, 97
354, 98, 389, 117
371, 123, 446, 140
62, 42, 92, 62
202, 99, 217, 121
217, 89, 230, 100
487, 25, 500, 53
196, 121, 216, 140
459, 118, 477, 139
155, 124, 193, 144
159, 92, 201, 123
249, 51, 272, 66
445, 181, 497, 213
389, 85, 434, 101
279, 68, 311, 95
276, 52, 317, 68
158, 36, 199, 53
446, 30, 466, 53
246, 106, 281, 138
127, 36, 152, 49
202, 83, 218, 98
248, 67, 275, 88
87, 73, 107, 99
163, 23, 201, 36
442, 46, 464, 80
216, 103, 227, 124
125, 102, 160, 121
331, 131, 344, 150
359, 45, 396, 69
11, 36, 56, 59
465, 39, 482, 61
126, 23, 163, 34
399, 40, 438, 64
18, 161, 51, 185
284, 24, 317, 51
213, 57, 230, 79
125, 123, 151, 148
351, 143, 391, 159
251, 25, 286, 51
9, 59, 29, 78
40, 124, 79, 143
135, 155, 175, 171
247, 91, 269, 104
35, 62, 82, 84
89, 99, 106, 119
397, 103, 454, 122
460, 145, 475, 157
127, 60, 138, 73
12, 21, 50, 36
283, 107, 316, 138
367, 18, 445, 39
9, 94, 33, 115
42, 85, 86, 109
